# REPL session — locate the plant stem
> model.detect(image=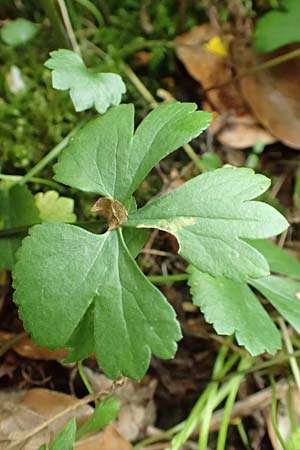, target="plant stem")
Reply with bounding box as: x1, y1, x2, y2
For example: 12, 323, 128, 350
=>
74, 0, 104, 26
57, 0, 81, 55
278, 318, 300, 396
77, 361, 94, 395
40, 0, 70, 47
216, 358, 251, 450
270, 376, 289, 450
0, 174, 63, 190
18, 121, 85, 186
148, 273, 188, 284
